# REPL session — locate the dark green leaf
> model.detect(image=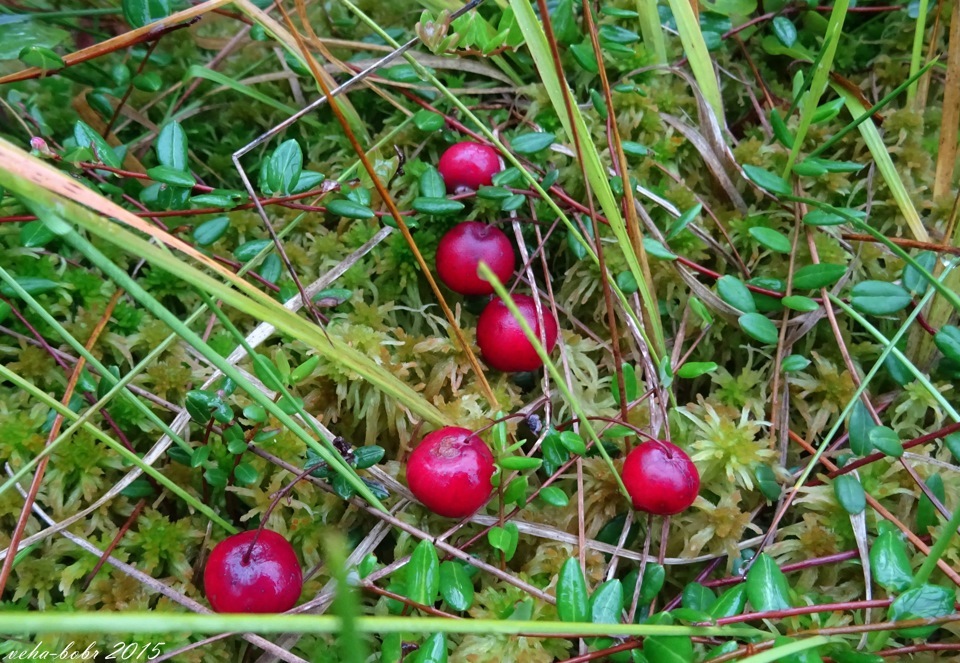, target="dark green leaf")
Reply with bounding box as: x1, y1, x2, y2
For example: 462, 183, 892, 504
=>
717, 275, 756, 313
708, 585, 747, 619
243, 404, 266, 423
749, 226, 791, 253
833, 474, 866, 514
676, 362, 718, 378
812, 97, 845, 124
235, 239, 272, 262
120, 478, 155, 499
193, 216, 230, 246
851, 281, 912, 315
870, 529, 913, 592
538, 486, 569, 507
412, 197, 465, 216
755, 464, 781, 500
498, 456, 542, 471
643, 237, 677, 260
18, 46, 63, 71
502, 475, 528, 507
156, 121, 188, 172
782, 295, 819, 312
917, 474, 945, 534
291, 170, 325, 194
743, 164, 791, 196
499, 193, 525, 211
934, 325, 960, 363
792, 263, 846, 290
234, 463, 258, 485
616, 271, 639, 294
267, 139, 303, 196
487, 523, 519, 560
552, 0, 579, 44
772, 16, 797, 46
122, 0, 170, 28
666, 204, 701, 240
557, 558, 589, 622
327, 199, 375, 219
132, 72, 162, 92
148, 166, 195, 188
353, 445, 385, 470
738, 312, 778, 344
902, 251, 937, 295
888, 584, 954, 638
414, 633, 448, 663
190, 445, 210, 468
476, 186, 512, 200
681, 582, 717, 612
74, 120, 121, 168
644, 635, 693, 663
570, 41, 599, 73
946, 432, 960, 461
590, 580, 623, 624
19, 220, 55, 248
770, 108, 795, 149
408, 540, 440, 606
848, 400, 874, 456
414, 109, 445, 132
419, 165, 445, 198
252, 354, 285, 391
869, 426, 904, 458
0, 276, 59, 298
439, 561, 474, 611
782, 354, 810, 372
612, 363, 638, 405
622, 141, 651, 157
511, 132, 555, 154
746, 553, 792, 611
558, 431, 587, 455
599, 25, 640, 44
